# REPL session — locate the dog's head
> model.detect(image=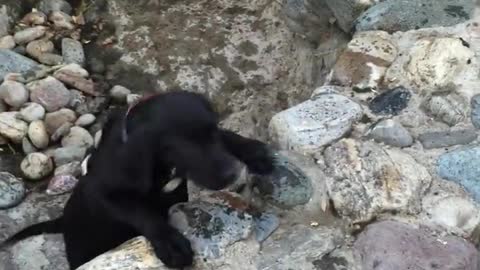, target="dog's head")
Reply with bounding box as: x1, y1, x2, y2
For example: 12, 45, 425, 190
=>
126, 91, 242, 190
